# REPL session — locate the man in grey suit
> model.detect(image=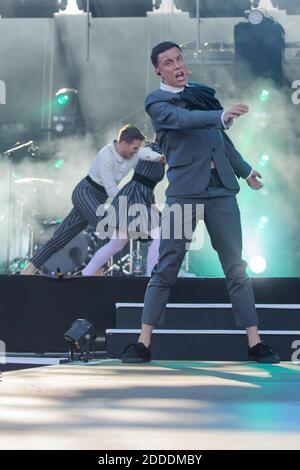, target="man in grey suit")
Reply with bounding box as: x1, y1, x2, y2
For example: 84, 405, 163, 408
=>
122, 41, 280, 364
